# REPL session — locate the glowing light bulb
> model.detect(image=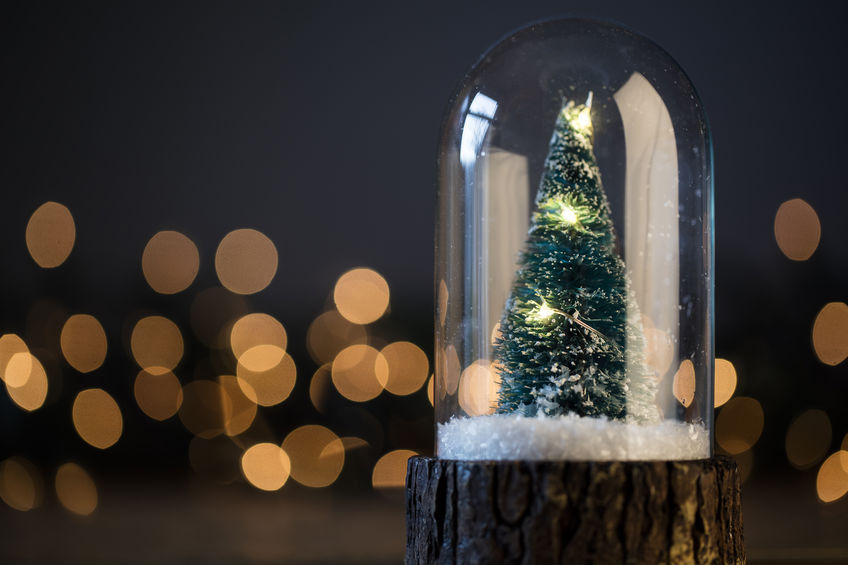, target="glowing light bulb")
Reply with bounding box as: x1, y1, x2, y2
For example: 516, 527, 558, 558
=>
529, 301, 556, 322
577, 108, 592, 130
575, 108, 591, 131
560, 205, 578, 225
568, 92, 593, 135
537, 303, 555, 319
